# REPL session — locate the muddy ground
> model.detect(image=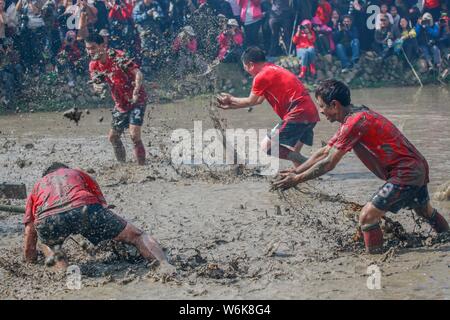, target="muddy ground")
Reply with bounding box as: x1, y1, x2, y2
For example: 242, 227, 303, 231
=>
0, 86, 449, 300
